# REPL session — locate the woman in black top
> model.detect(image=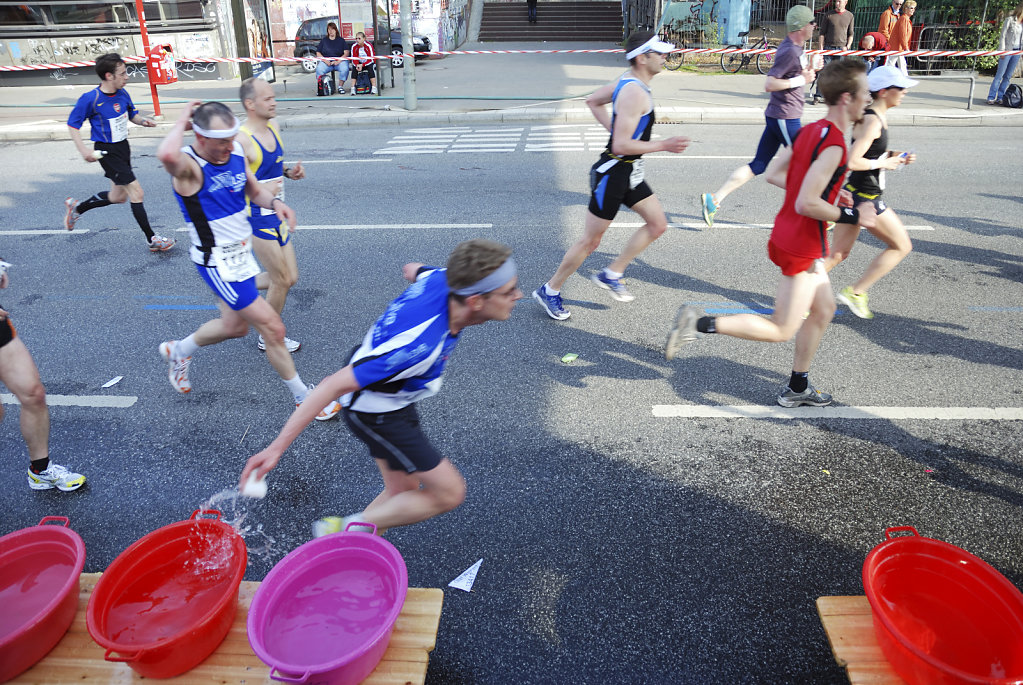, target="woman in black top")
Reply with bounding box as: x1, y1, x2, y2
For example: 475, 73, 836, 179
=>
825, 65, 918, 319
